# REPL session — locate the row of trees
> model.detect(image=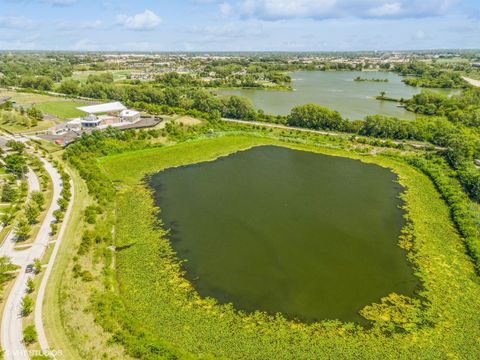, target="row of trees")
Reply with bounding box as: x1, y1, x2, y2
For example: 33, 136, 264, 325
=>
283, 103, 480, 202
